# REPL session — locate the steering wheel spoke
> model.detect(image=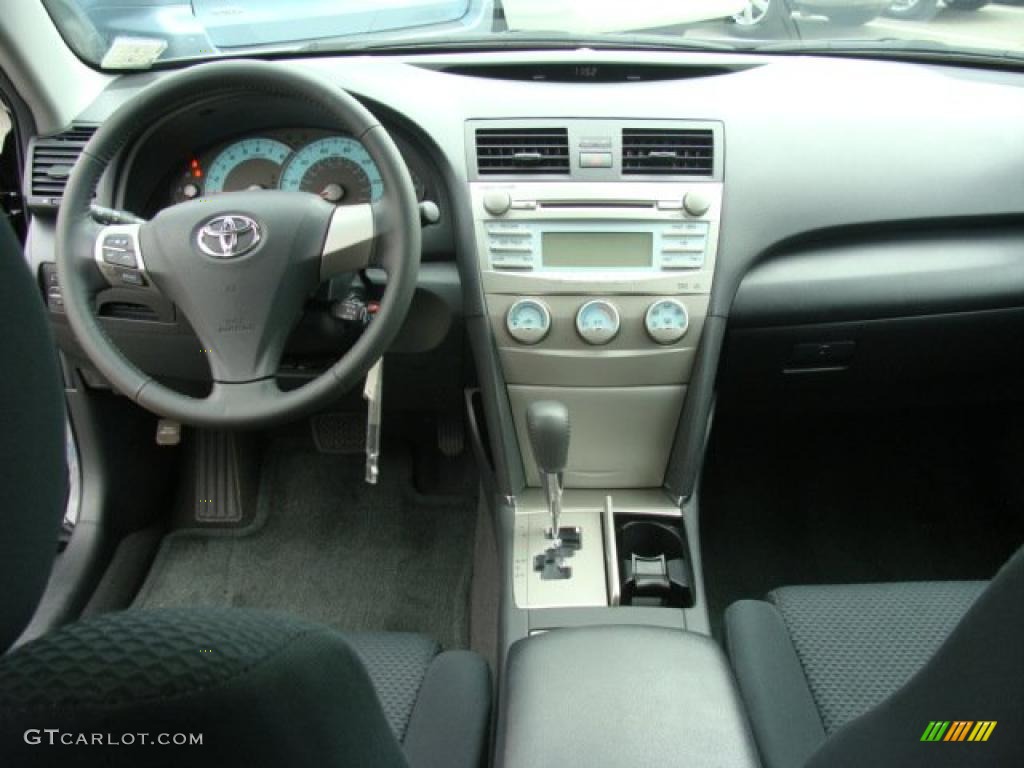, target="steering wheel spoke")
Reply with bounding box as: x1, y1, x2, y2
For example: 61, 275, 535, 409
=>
321, 202, 376, 279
